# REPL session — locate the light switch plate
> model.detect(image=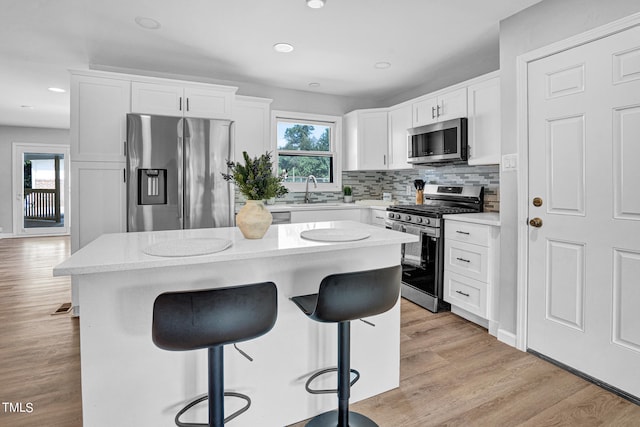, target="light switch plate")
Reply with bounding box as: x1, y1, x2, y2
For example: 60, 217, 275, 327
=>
502, 154, 518, 171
